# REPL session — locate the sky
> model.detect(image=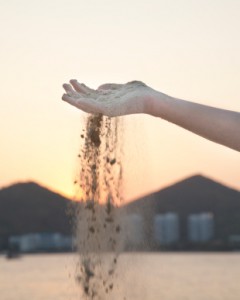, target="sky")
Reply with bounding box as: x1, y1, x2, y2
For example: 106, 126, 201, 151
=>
0, 0, 239, 201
